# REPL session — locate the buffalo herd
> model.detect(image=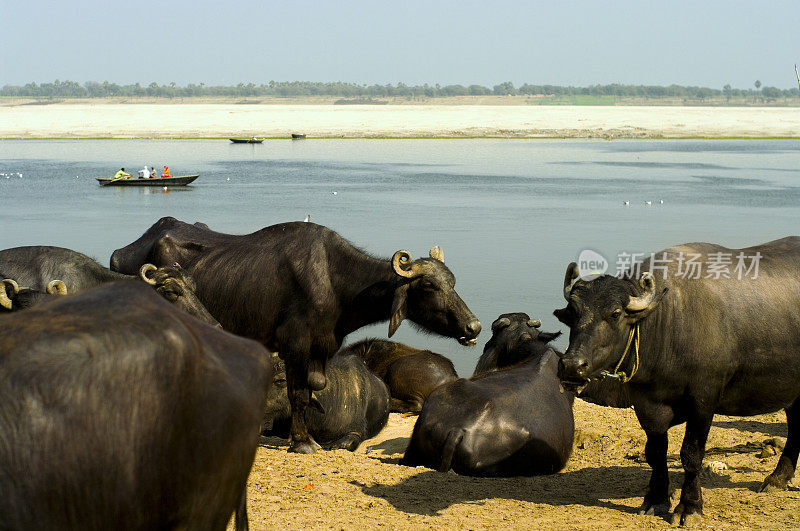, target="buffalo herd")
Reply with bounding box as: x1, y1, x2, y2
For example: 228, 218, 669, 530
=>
1, 217, 798, 527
